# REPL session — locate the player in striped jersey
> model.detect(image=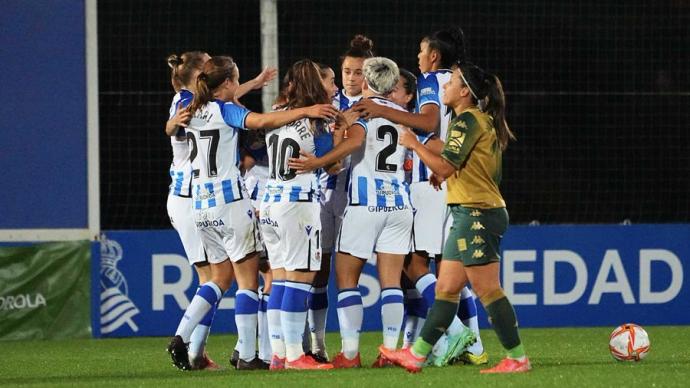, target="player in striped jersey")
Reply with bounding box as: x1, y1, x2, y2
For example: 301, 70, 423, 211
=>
289, 57, 412, 368
306, 36, 375, 362
354, 27, 486, 366
258, 59, 337, 370
166, 56, 337, 371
